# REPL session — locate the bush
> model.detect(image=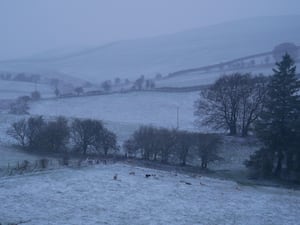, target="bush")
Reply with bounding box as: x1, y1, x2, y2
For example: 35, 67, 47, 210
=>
194, 133, 222, 169
244, 148, 274, 178
31, 91, 41, 101
74, 87, 84, 96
